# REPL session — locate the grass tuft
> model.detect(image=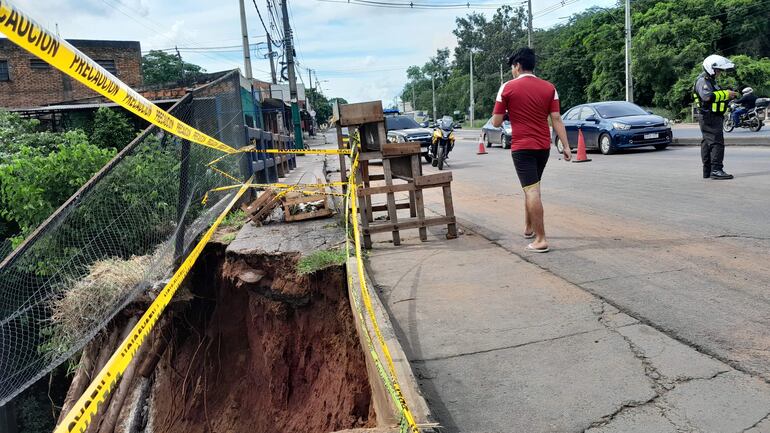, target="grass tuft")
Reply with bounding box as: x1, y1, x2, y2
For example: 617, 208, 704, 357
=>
297, 248, 348, 275
221, 209, 247, 228
221, 233, 237, 244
